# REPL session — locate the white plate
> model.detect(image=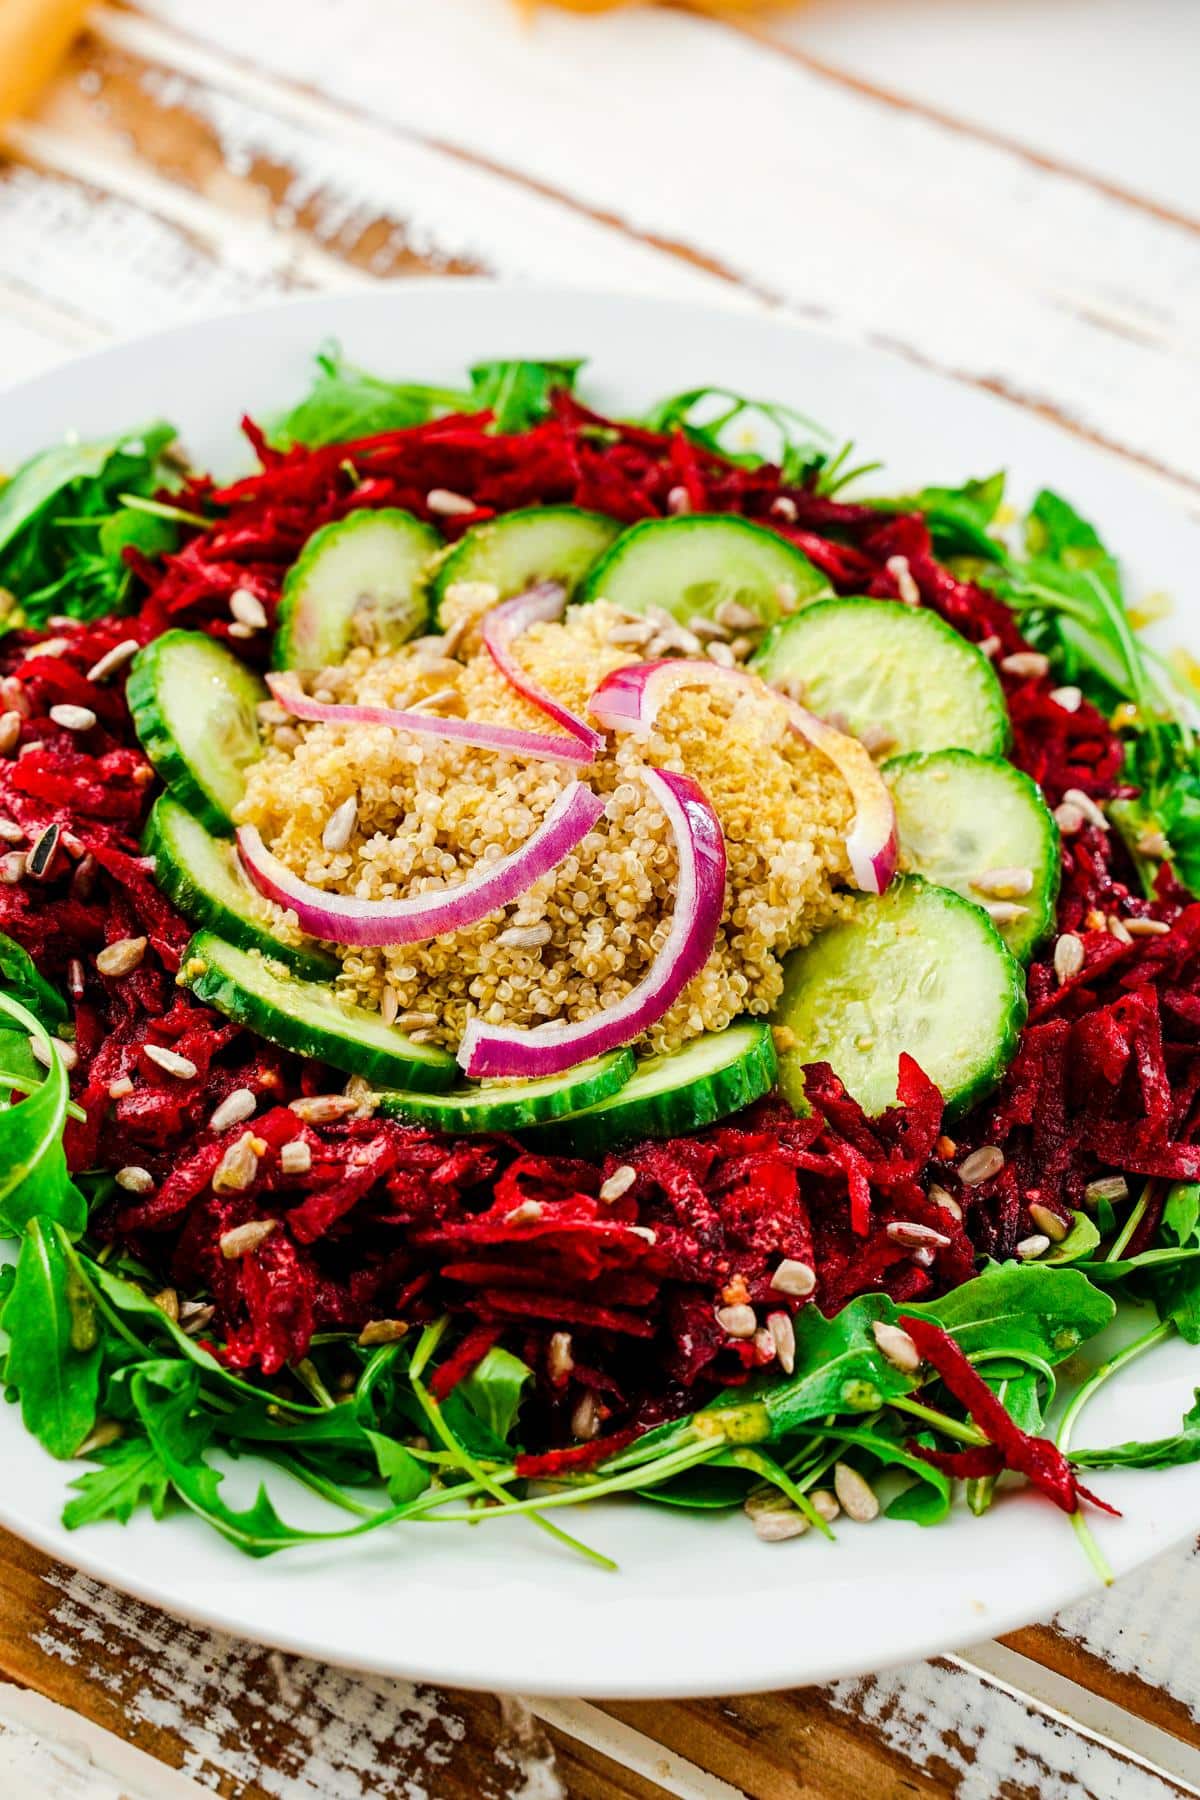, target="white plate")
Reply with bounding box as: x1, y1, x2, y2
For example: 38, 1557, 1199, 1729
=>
2, 283, 1198, 1699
